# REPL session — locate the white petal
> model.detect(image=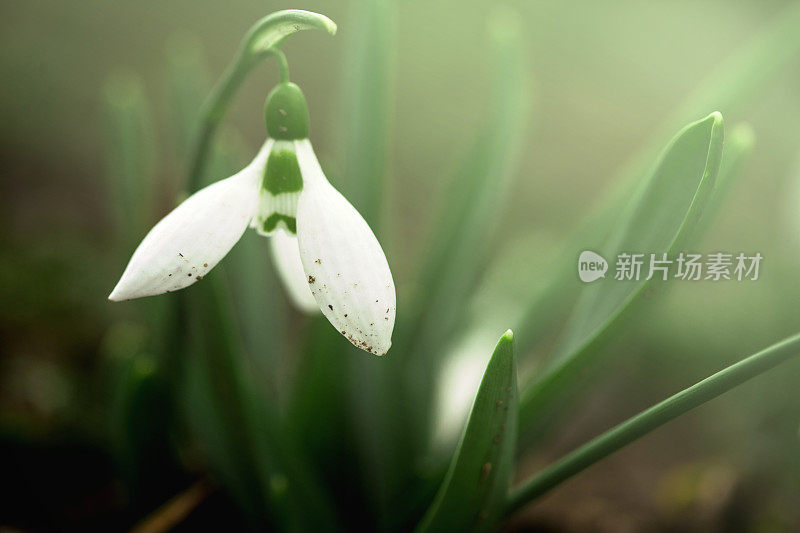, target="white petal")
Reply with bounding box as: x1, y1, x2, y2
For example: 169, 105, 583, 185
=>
294, 139, 396, 355
109, 141, 272, 301
269, 230, 319, 313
